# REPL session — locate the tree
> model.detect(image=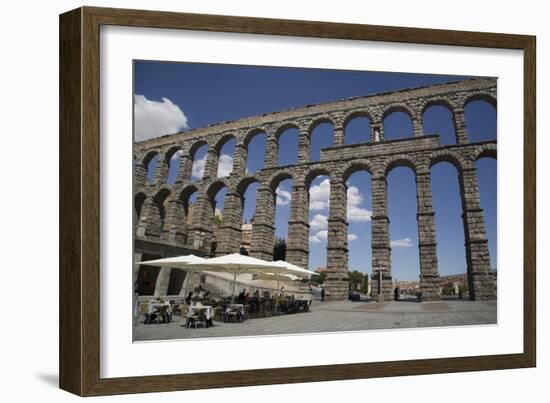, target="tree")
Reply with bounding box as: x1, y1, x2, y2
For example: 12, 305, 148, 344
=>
273, 237, 287, 261
348, 270, 364, 291
362, 275, 369, 294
